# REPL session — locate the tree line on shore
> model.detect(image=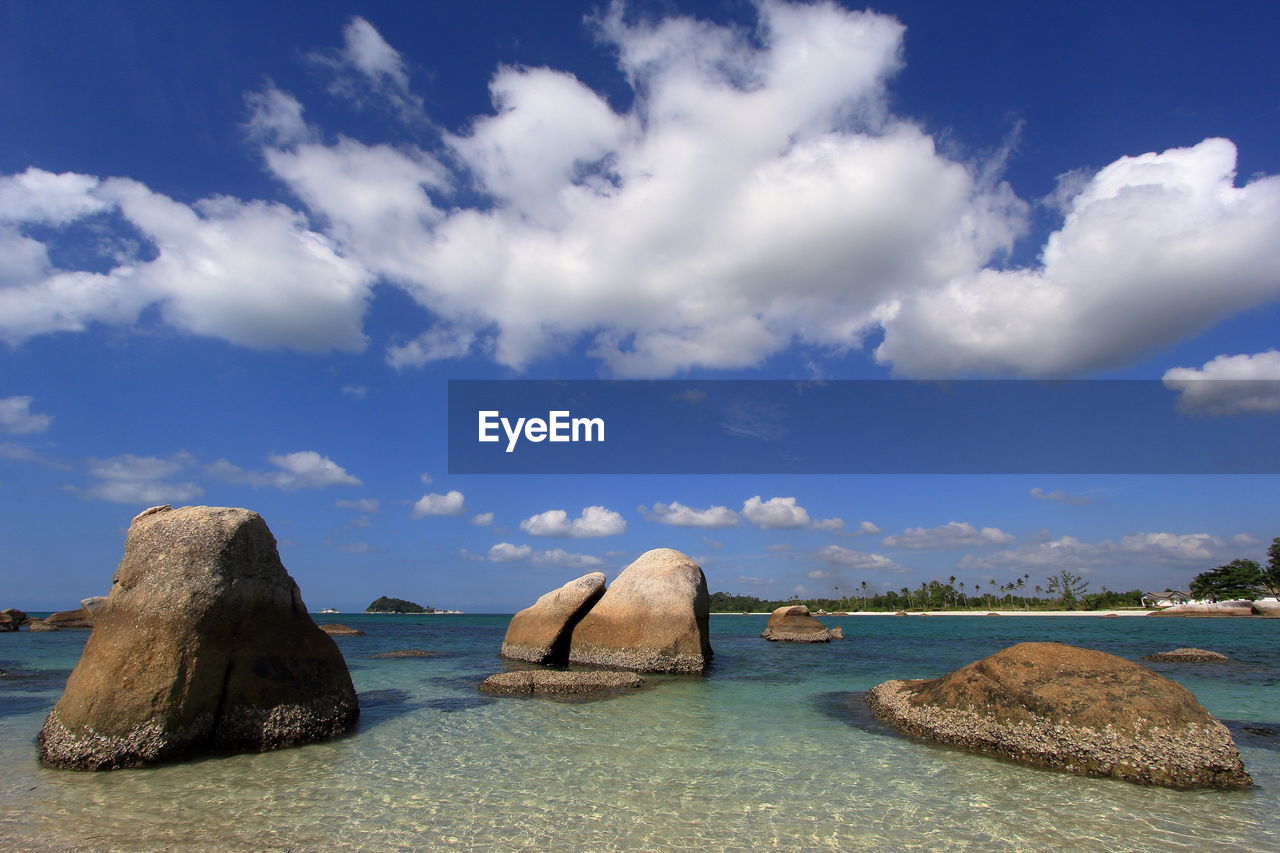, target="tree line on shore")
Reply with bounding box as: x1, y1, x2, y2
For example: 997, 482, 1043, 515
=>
711, 570, 1141, 613
713, 537, 1280, 613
